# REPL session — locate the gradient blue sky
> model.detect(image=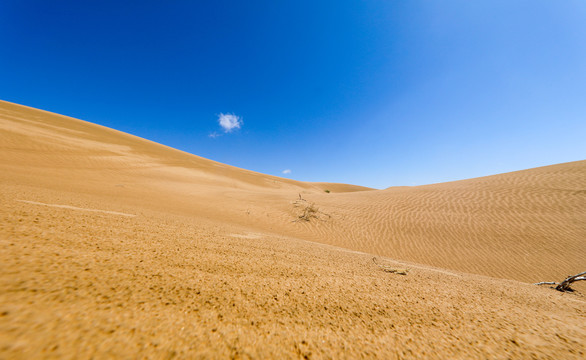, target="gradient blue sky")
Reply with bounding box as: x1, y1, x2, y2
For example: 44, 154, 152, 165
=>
1, 1, 585, 189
